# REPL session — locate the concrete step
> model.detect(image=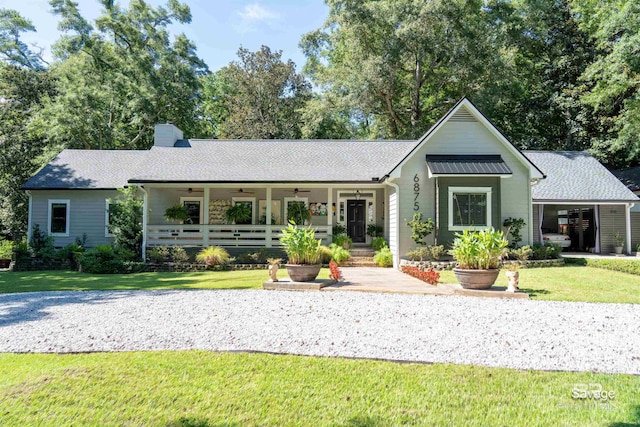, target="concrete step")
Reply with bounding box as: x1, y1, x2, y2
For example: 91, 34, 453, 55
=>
340, 261, 380, 267
350, 249, 375, 257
